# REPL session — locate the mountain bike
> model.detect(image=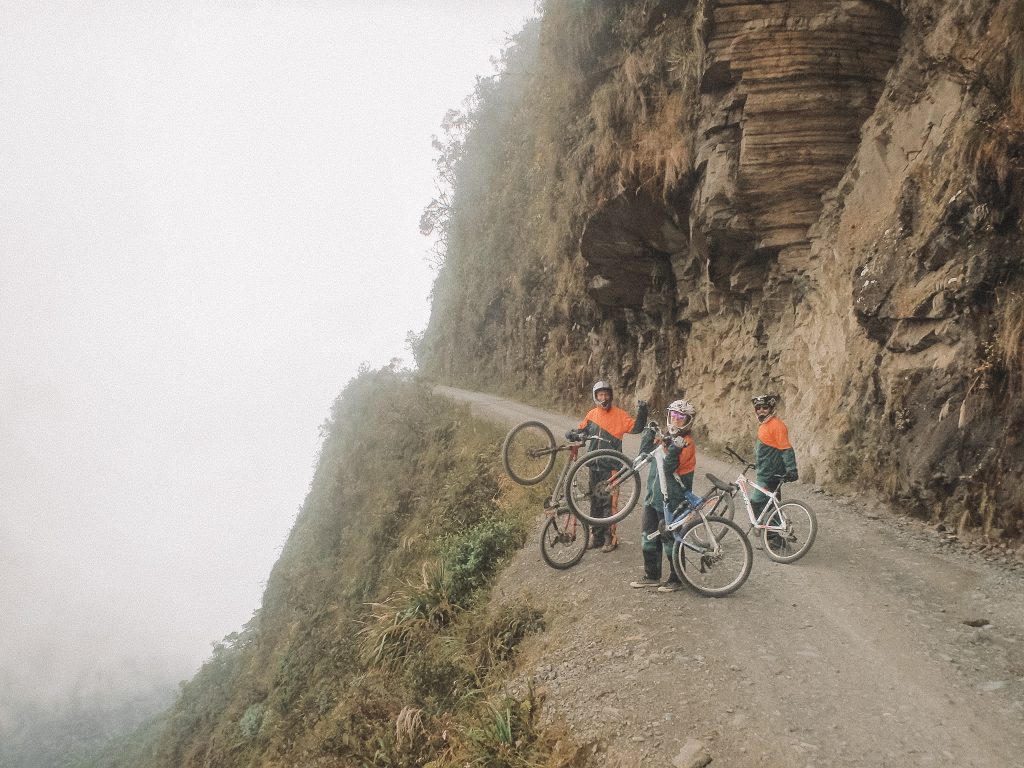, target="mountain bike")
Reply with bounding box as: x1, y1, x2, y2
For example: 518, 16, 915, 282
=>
501, 420, 593, 569
721, 447, 818, 563
641, 442, 751, 597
